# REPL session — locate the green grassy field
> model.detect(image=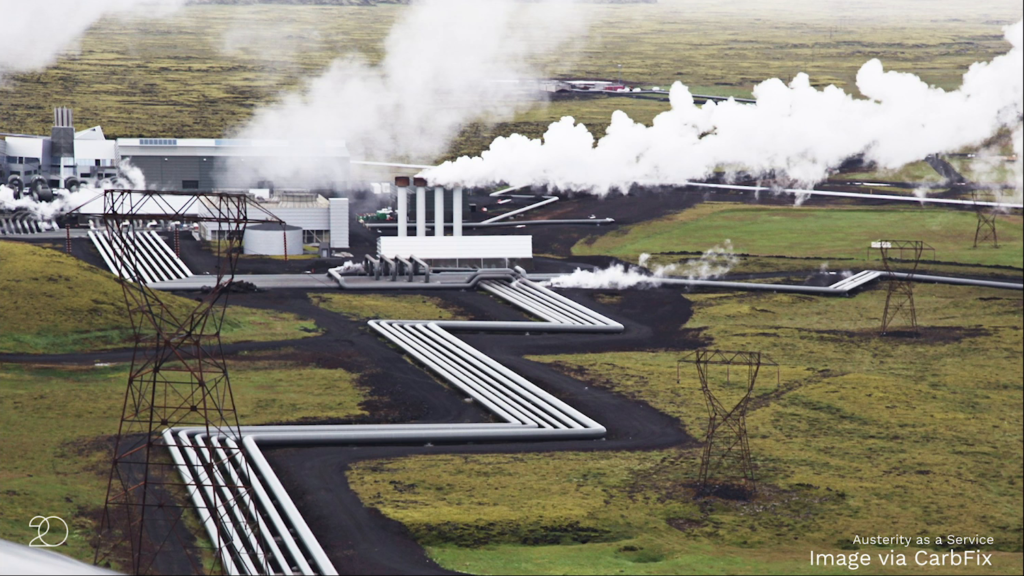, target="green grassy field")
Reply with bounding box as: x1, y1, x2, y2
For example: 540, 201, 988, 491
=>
572, 202, 1024, 272
0, 357, 368, 565
310, 292, 467, 321
0, 241, 320, 353
0, 1, 1019, 161
348, 282, 1024, 574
